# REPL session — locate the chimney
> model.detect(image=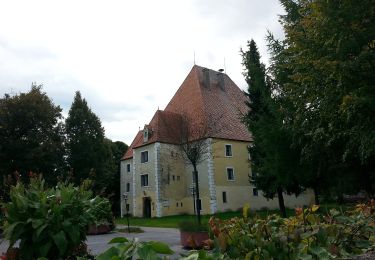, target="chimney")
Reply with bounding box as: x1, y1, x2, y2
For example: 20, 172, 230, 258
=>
217, 72, 225, 91
202, 68, 210, 88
